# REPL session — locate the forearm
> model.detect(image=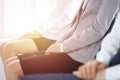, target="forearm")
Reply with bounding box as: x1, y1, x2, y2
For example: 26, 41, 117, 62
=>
96, 33, 120, 65
96, 14, 120, 65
